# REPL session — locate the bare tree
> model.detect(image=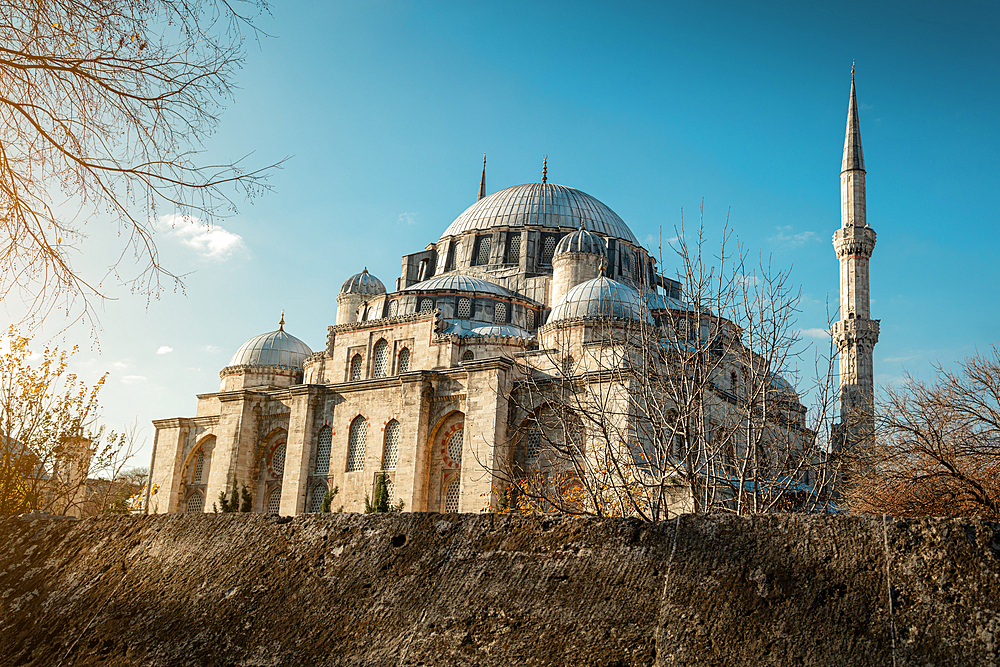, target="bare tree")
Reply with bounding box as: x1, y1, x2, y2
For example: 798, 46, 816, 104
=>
0, 0, 279, 325
847, 350, 1000, 519
493, 212, 837, 520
